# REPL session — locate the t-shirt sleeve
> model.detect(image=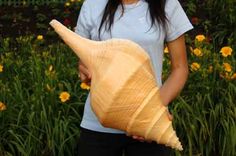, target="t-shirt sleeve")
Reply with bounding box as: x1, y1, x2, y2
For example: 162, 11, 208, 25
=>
165, 0, 193, 42
75, 0, 93, 39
